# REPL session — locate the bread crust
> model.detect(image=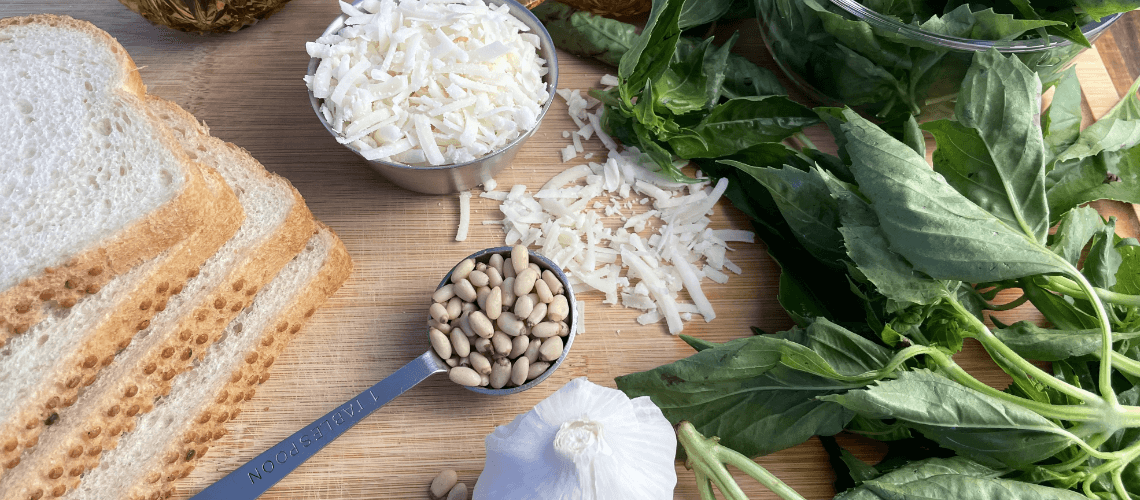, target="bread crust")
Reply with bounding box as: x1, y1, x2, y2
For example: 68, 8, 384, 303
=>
58, 226, 350, 500
152, 226, 352, 500
0, 166, 244, 476
0, 15, 211, 341
0, 99, 317, 500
